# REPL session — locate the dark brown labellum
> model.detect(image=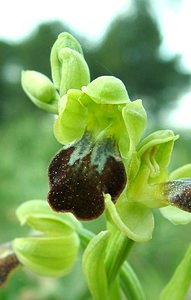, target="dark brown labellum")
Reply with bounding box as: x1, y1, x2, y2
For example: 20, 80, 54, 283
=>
0, 252, 20, 287
48, 134, 127, 220
165, 179, 191, 212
